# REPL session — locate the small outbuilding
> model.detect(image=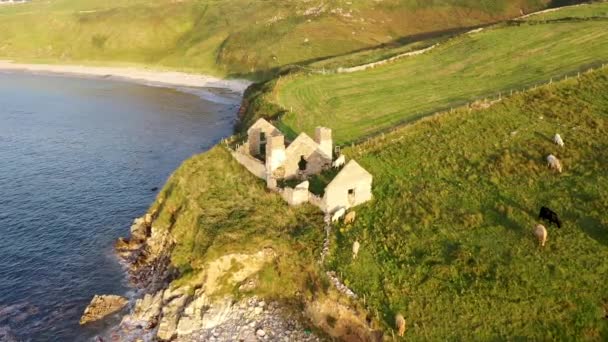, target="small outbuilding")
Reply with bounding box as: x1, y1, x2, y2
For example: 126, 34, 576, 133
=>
323, 160, 373, 213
